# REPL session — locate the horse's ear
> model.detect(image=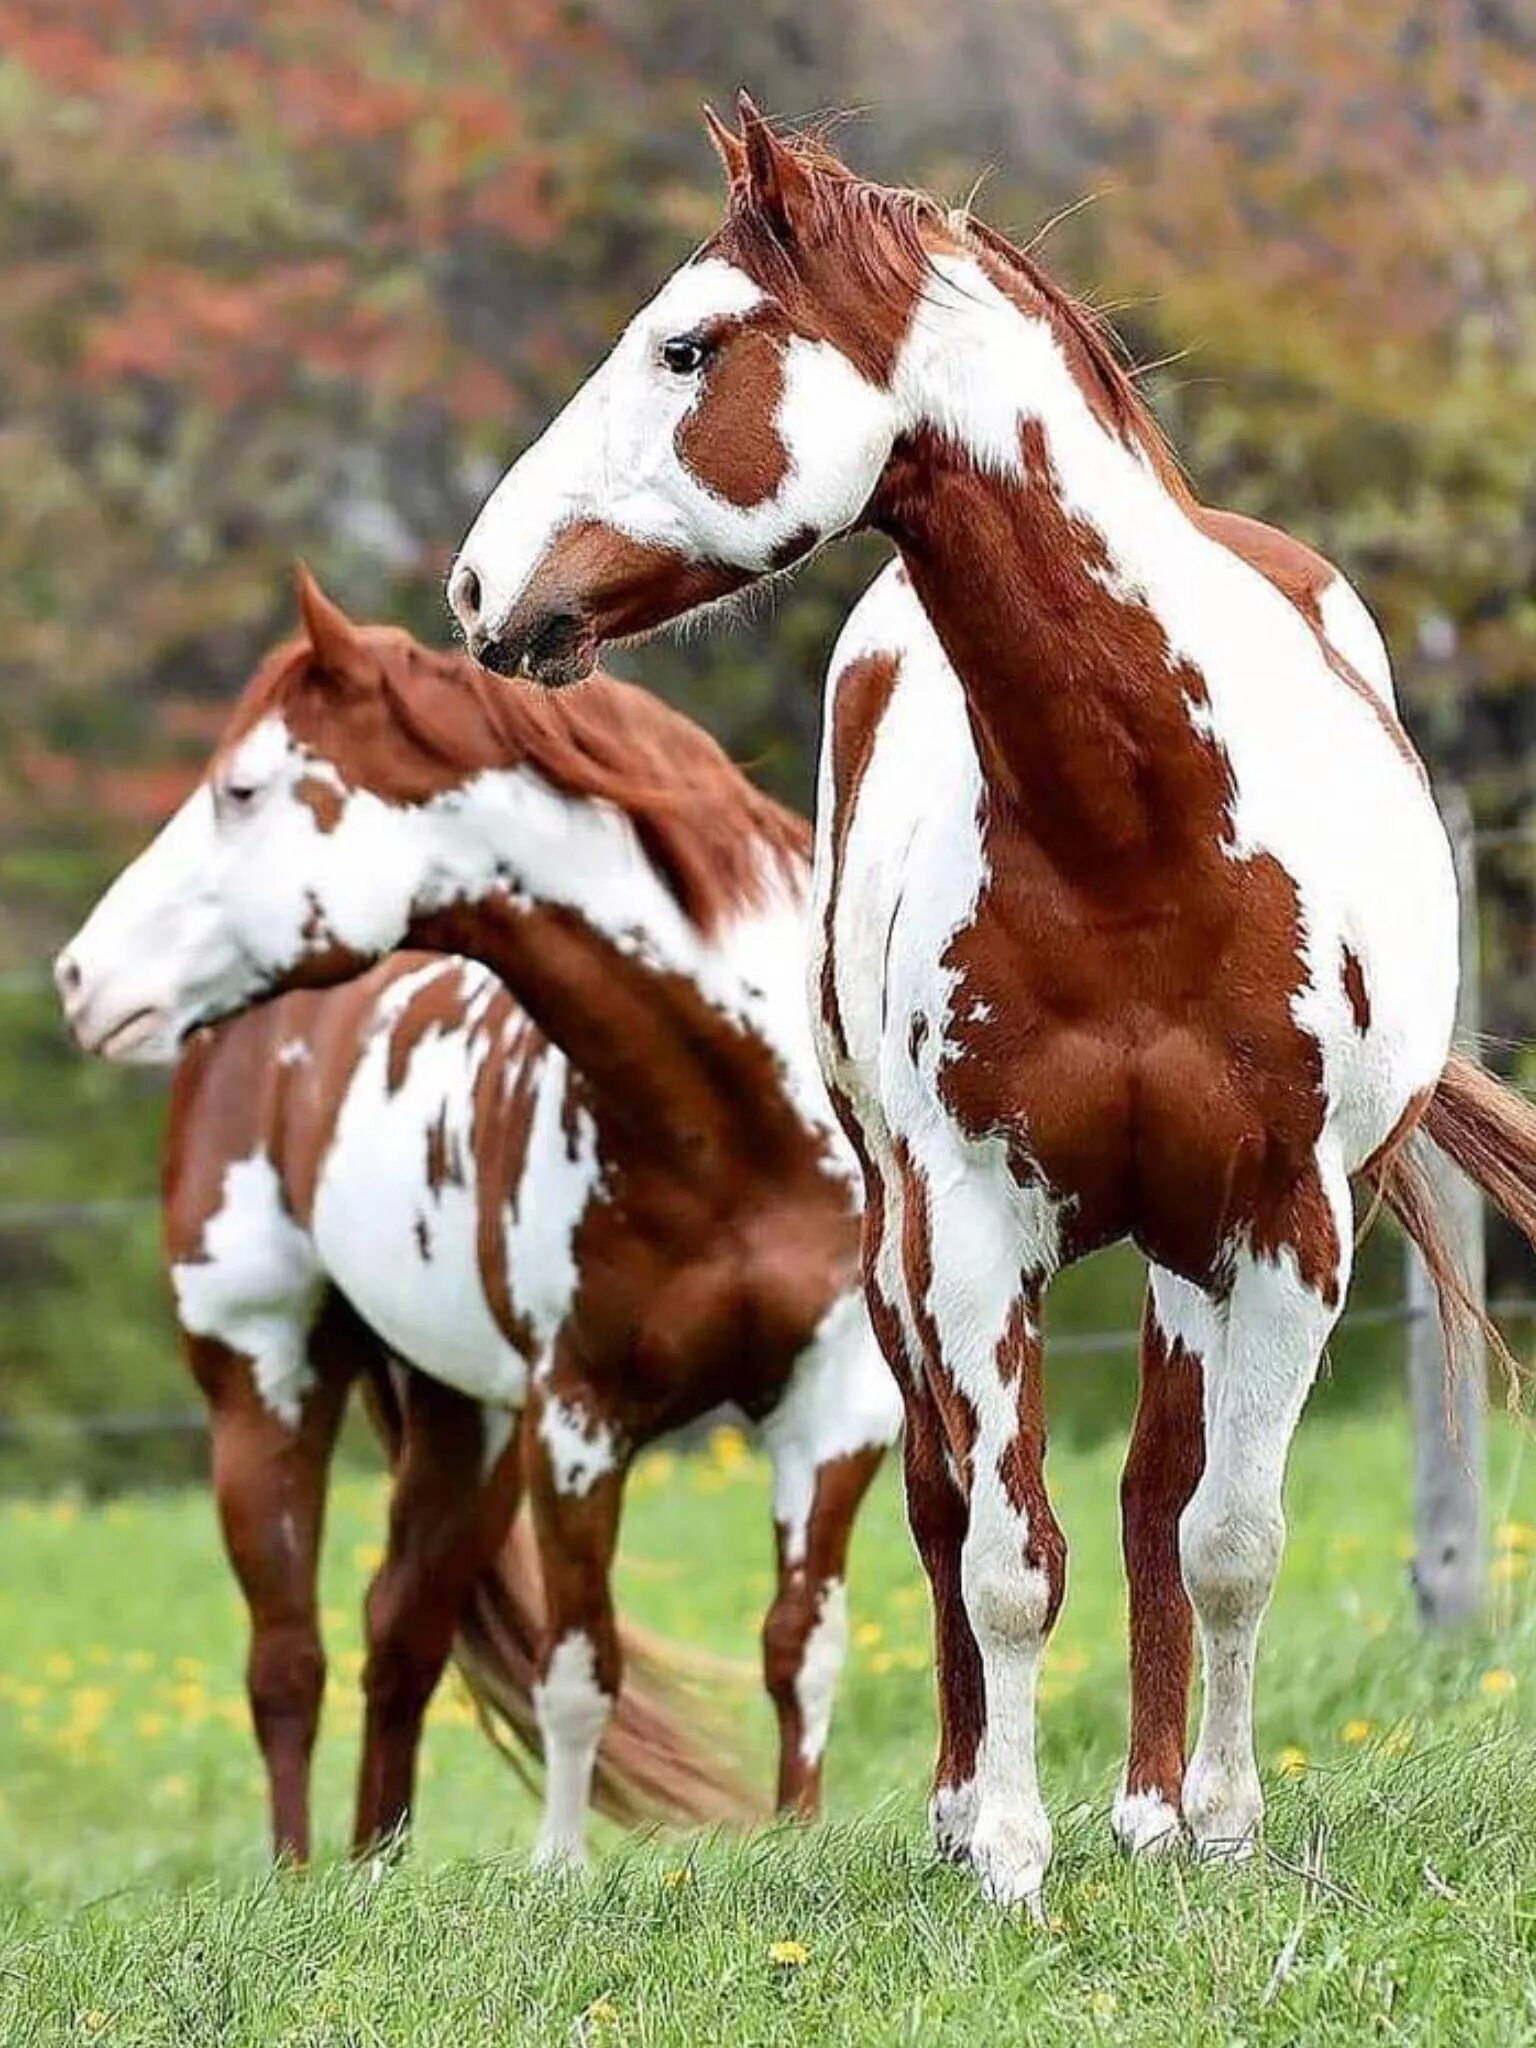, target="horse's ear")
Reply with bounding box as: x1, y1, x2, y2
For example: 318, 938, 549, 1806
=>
703, 102, 746, 189
735, 91, 811, 240
295, 563, 374, 691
